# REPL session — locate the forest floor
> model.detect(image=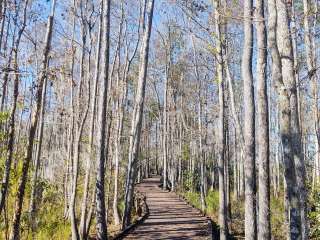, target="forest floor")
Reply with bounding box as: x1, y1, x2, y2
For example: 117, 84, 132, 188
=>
122, 176, 212, 240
